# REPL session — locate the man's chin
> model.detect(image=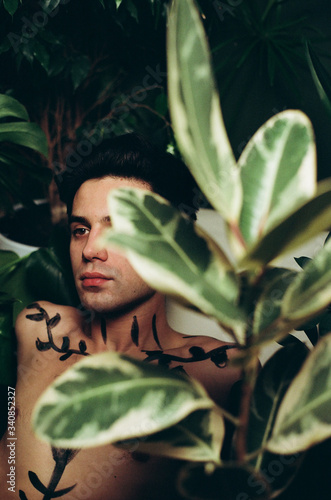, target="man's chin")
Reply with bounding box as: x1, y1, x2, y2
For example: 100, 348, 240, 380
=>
79, 291, 156, 317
